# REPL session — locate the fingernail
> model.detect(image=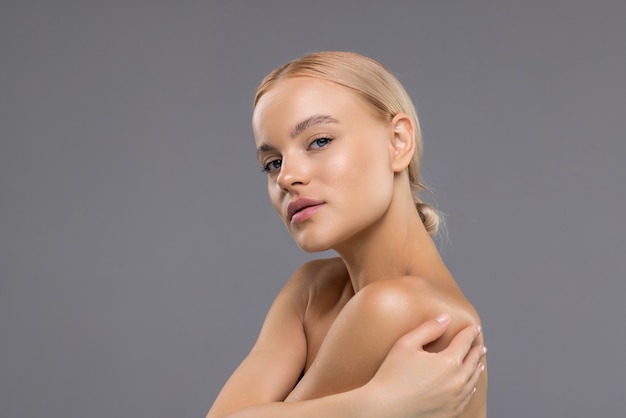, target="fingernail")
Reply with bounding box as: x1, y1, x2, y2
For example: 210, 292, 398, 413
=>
482, 346, 488, 355
435, 313, 450, 324
479, 363, 486, 372
475, 325, 482, 334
